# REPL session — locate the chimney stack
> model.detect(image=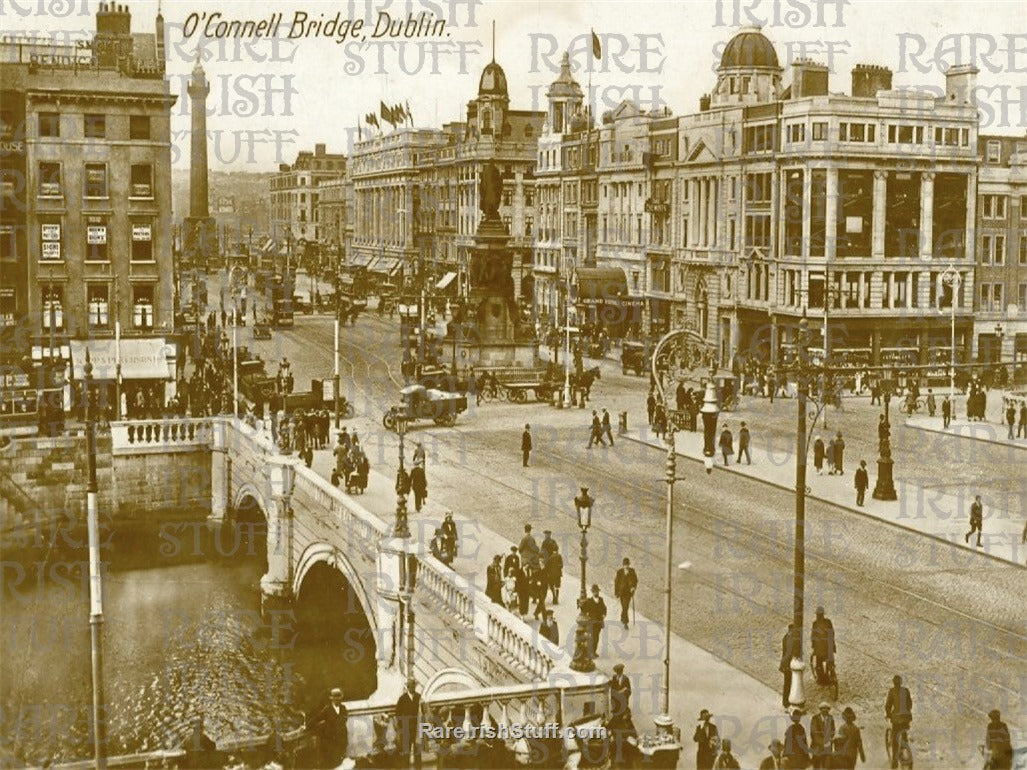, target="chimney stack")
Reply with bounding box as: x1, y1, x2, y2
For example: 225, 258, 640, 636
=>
851, 64, 893, 98
699, 93, 711, 112
945, 64, 979, 106
315, 143, 326, 157
791, 60, 829, 98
